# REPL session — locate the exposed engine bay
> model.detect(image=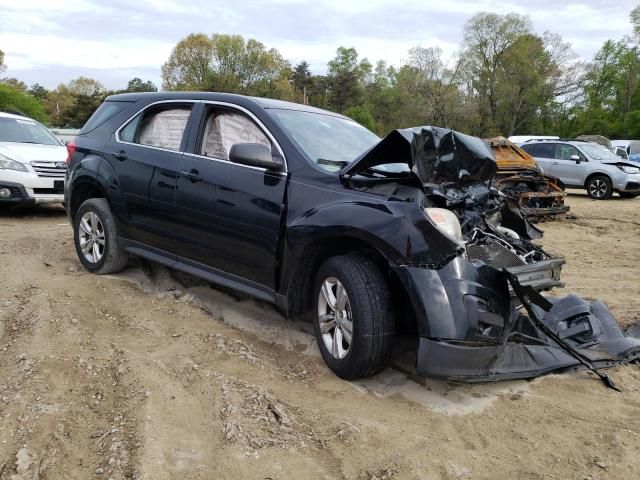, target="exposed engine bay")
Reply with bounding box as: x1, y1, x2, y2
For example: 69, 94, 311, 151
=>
340, 126, 640, 387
